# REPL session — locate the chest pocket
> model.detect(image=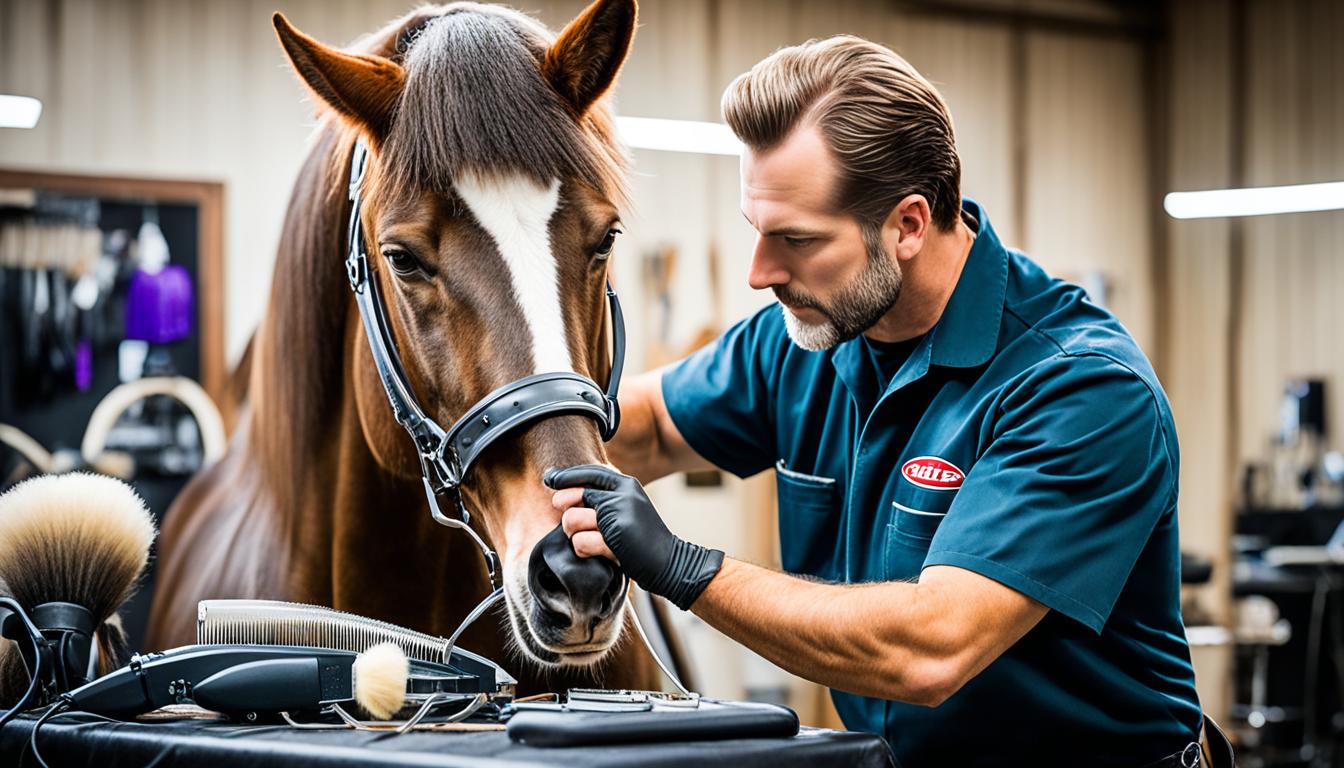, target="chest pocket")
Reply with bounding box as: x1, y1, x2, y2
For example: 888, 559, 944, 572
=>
882, 486, 956, 582
774, 460, 839, 579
